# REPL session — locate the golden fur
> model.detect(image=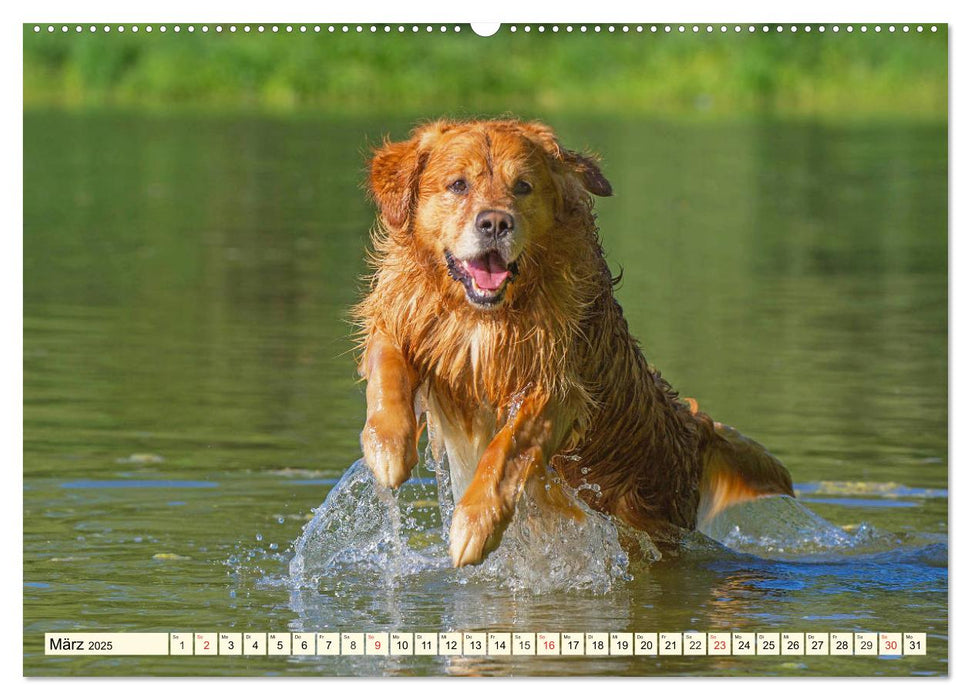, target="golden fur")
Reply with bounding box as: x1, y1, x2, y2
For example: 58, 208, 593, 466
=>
354, 118, 794, 566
